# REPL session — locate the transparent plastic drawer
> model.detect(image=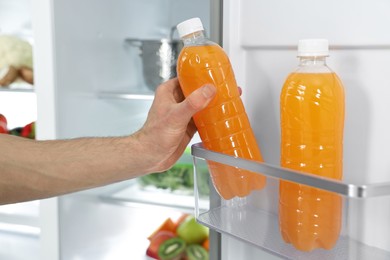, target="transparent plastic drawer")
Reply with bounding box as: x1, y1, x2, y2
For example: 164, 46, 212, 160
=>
191, 143, 390, 260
